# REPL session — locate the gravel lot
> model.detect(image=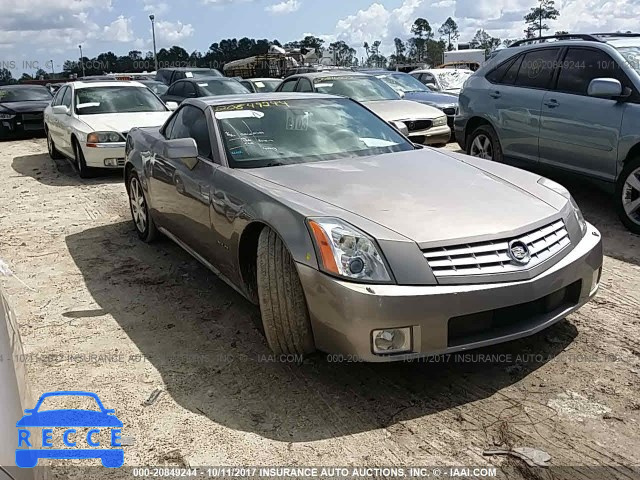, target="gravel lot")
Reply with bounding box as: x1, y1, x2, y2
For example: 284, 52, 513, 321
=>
1, 138, 639, 478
